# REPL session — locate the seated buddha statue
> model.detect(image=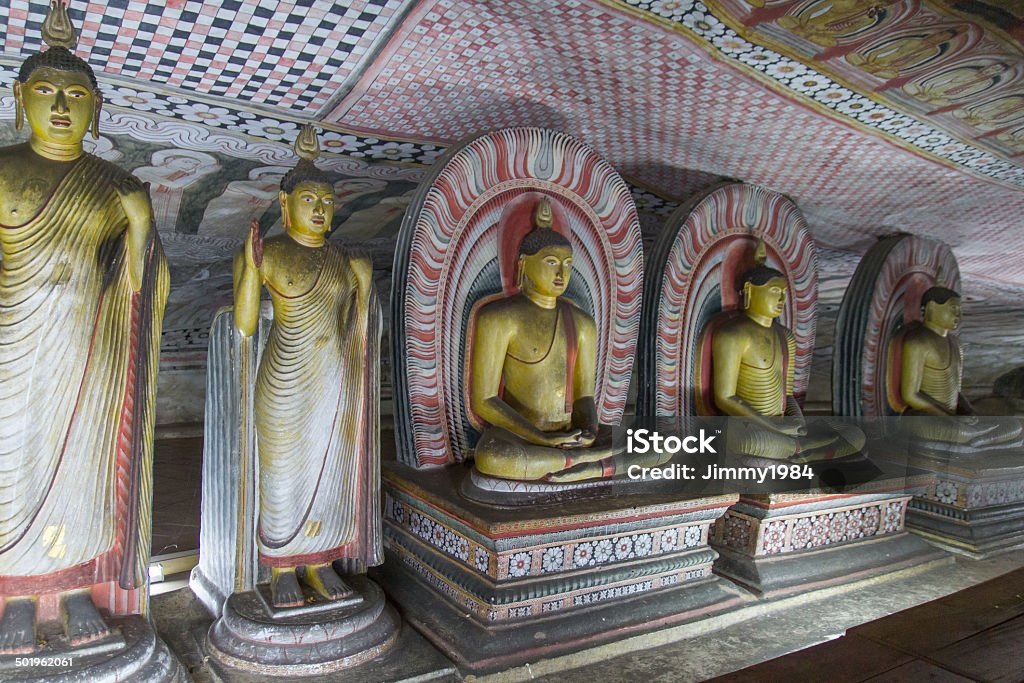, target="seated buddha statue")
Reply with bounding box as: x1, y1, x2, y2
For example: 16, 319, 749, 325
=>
897, 286, 1022, 451
708, 252, 864, 462
234, 125, 381, 608
469, 199, 666, 483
